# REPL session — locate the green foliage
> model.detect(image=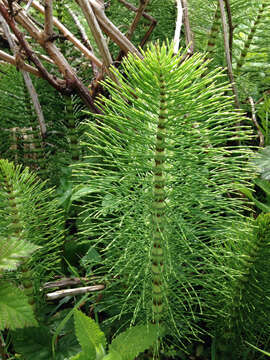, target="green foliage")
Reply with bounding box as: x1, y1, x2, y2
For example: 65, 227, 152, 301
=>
70, 310, 160, 360
205, 212, 270, 357
0, 159, 64, 282
75, 43, 254, 346
0, 282, 37, 330
74, 309, 106, 359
